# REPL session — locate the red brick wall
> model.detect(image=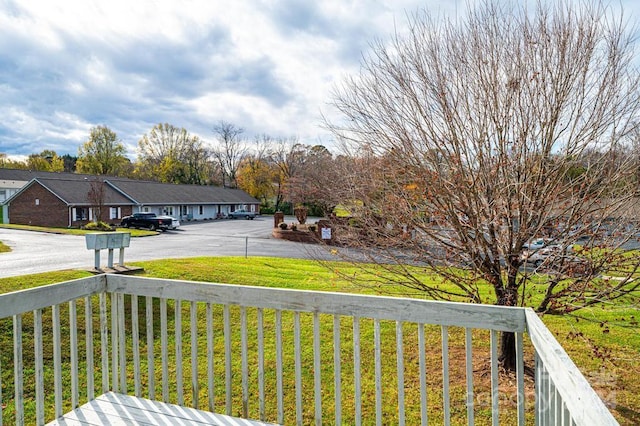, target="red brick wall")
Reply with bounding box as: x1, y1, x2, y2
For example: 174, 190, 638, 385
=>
9, 183, 69, 227
9, 184, 135, 228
